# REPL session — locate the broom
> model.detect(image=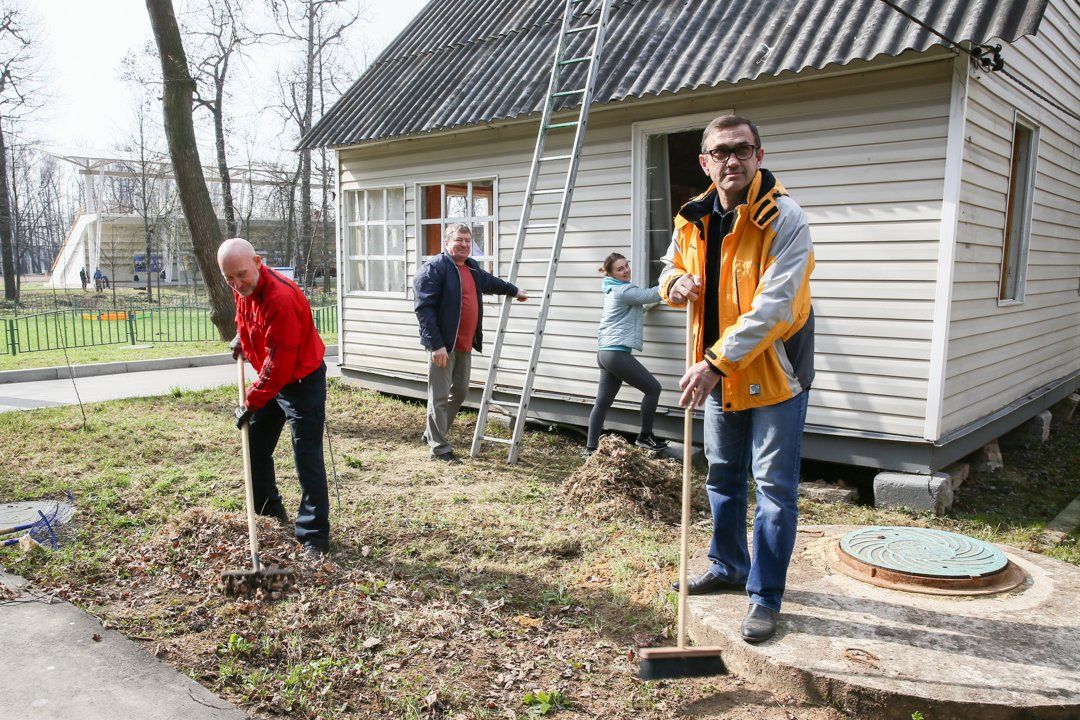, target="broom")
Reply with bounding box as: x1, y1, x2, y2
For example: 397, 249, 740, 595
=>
638, 299, 725, 679
220, 356, 296, 596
